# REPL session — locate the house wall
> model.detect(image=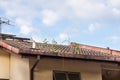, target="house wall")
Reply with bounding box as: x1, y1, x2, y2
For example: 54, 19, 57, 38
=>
30, 58, 102, 80
102, 70, 120, 80
0, 49, 10, 79
10, 54, 30, 80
